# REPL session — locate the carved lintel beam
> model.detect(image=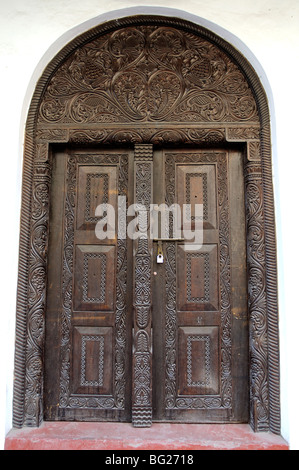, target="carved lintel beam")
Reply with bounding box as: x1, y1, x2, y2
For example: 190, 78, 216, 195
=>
226, 127, 260, 142
132, 144, 153, 427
